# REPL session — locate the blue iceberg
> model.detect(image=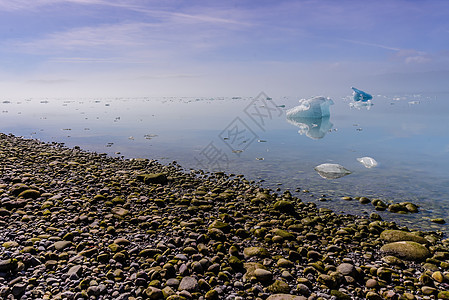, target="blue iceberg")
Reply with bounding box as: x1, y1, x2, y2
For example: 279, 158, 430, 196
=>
352, 87, 372, 102
286, 96, 334, 118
